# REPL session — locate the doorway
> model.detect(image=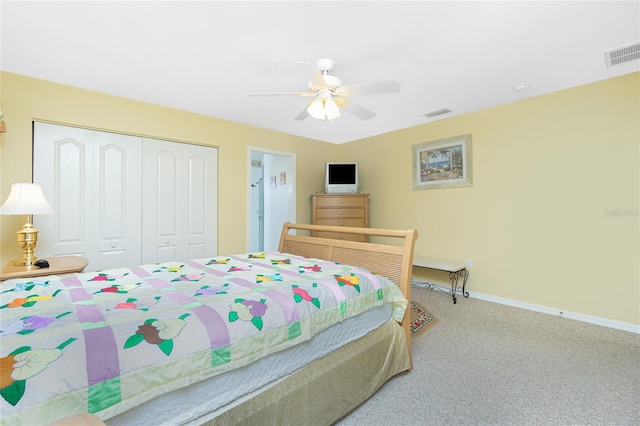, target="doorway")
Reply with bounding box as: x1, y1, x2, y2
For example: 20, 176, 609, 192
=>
248, 147, 296, 252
